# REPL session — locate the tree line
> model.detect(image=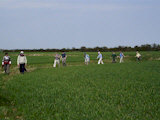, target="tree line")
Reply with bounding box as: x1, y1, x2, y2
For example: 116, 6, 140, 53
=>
1, 43, 160, 52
